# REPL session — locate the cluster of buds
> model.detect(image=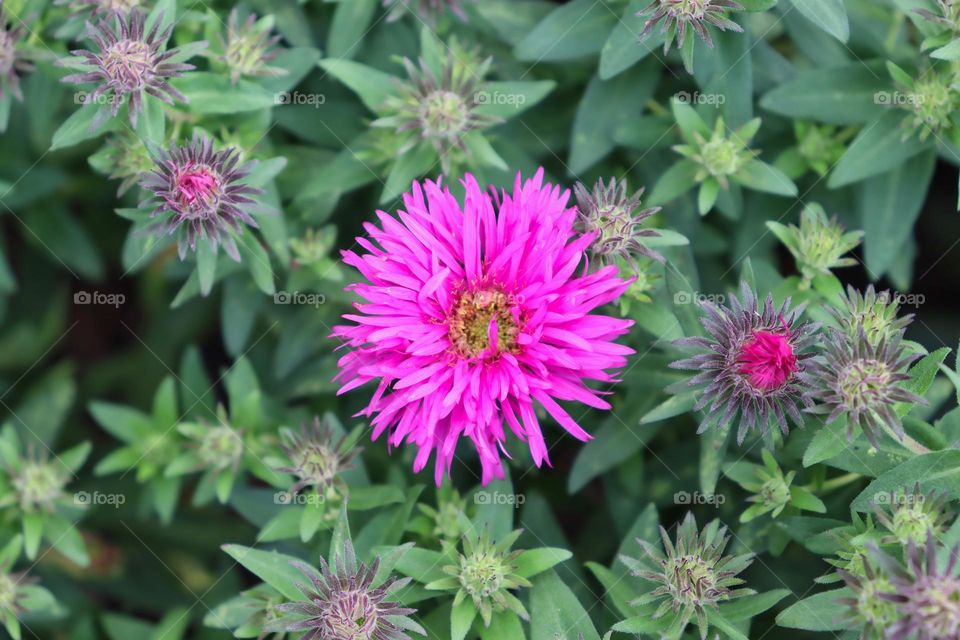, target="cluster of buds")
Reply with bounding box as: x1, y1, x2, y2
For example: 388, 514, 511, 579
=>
767, 203, 863, 287
624, 512, 754, 639
672, 280, 924, 448
840, 531, 960, 640
374, 39, 499, 173
218, 8, 286, 85
638, 0, 744, 52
